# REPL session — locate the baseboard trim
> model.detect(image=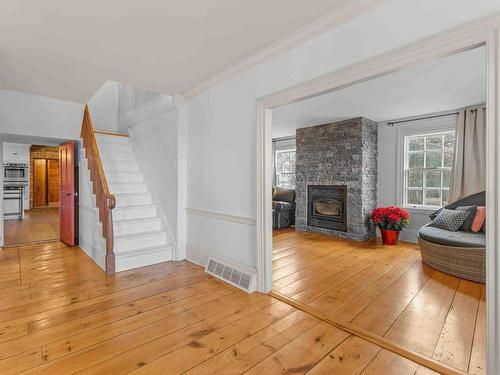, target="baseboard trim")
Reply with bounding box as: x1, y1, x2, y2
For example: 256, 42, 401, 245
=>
186, 207, 256, 226
269, 291, 464, 375
185, 243, 258, 285
79, 237, 105, 271
185, 243, 210, 267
